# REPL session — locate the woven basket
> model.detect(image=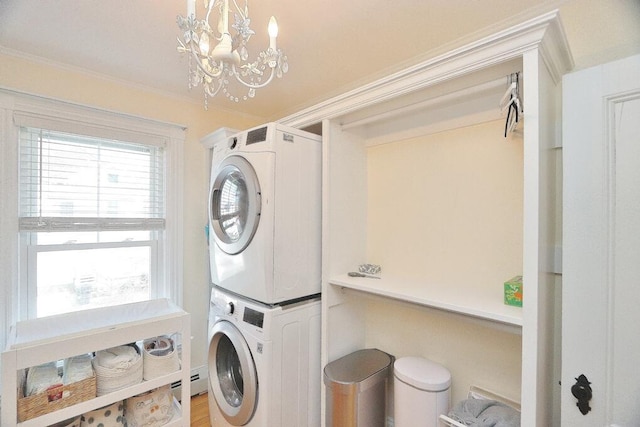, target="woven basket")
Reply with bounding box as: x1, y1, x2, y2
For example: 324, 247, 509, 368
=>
142, 337, 180, 380
17, 374, 96, 422
94, 345, 143, 396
